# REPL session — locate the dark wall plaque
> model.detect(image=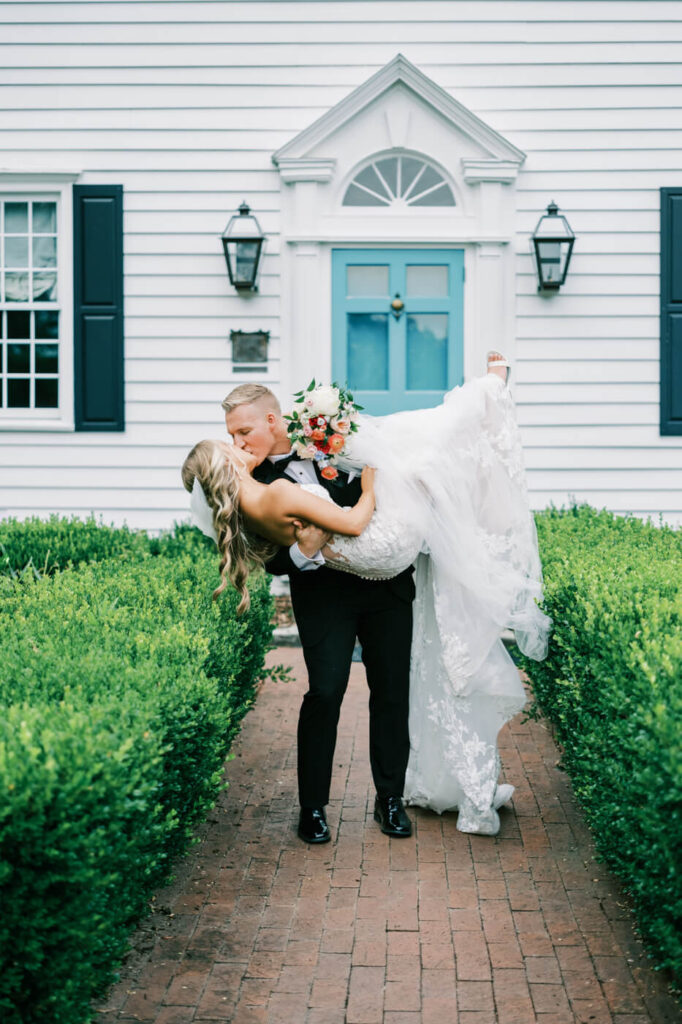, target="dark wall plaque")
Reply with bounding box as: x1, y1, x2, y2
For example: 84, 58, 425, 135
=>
230, 329, 269, 371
